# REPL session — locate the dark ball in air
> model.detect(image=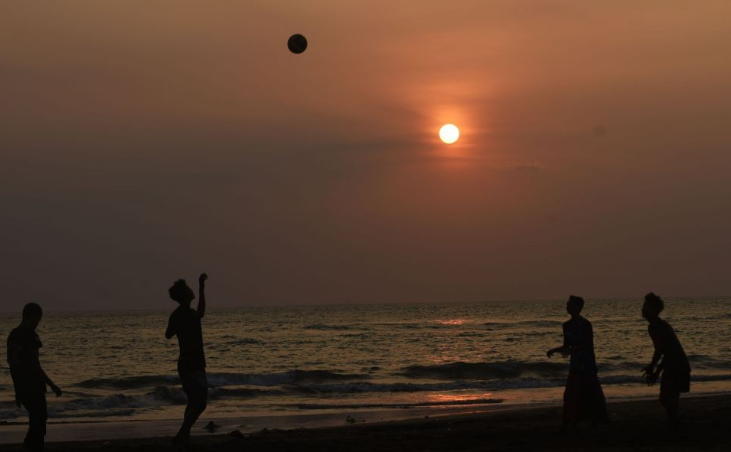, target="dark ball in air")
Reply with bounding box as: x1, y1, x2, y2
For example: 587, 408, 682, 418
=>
288, 34, 308, 54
